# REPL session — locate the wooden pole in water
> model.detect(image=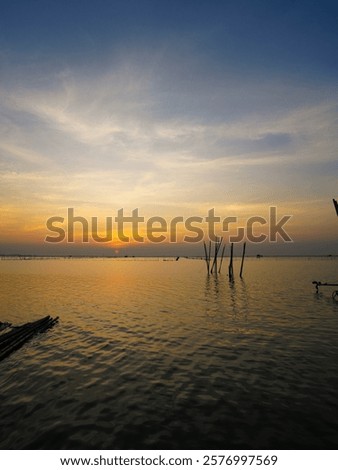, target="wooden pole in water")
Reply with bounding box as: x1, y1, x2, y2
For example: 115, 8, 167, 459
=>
239, 242, 246, 278
228, 242, 234, 280
0, 316, 59, 362
203, 241, 210, 274
218, 244, 226, 273
211, 237, 218, 274
211, 237, 223, 274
